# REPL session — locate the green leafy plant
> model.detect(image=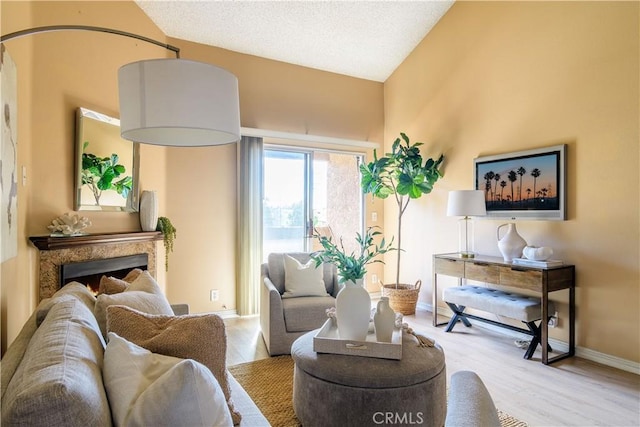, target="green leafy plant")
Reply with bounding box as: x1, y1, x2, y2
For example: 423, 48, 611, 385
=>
156, 216, 177, 272
360, 133, 444, 288
311, 227, 395, 284
81, 141, 133, 205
